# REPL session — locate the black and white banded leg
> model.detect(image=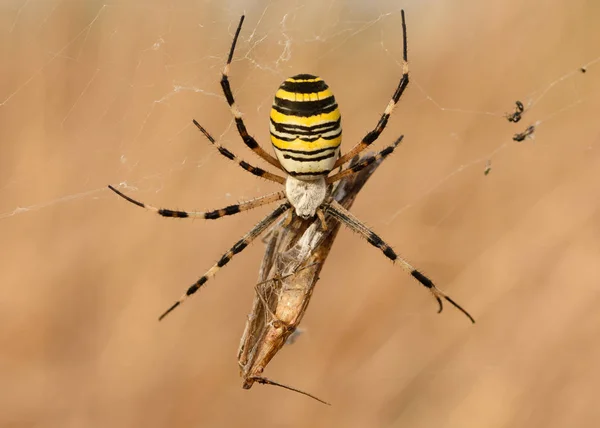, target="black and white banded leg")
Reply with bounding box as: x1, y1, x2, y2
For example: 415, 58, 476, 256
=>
324, 199, 474, 323
221, 15, 283, 171
333, 10, 409, 169
327, 135, 404, 184
159, 203, 291, 320
193, 120, 285, 185
108, 185, 285, 220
